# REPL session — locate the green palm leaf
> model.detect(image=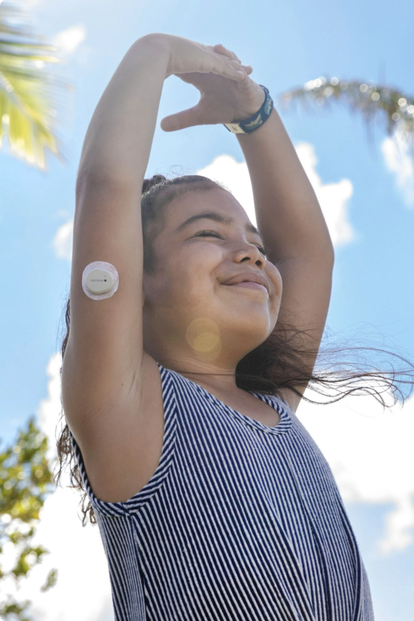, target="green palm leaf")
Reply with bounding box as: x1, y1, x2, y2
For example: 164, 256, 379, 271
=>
276, 75, 414, 160
0, 2, 74, 171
